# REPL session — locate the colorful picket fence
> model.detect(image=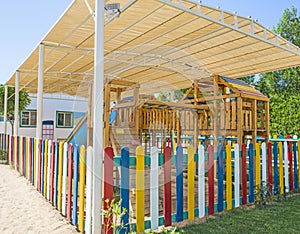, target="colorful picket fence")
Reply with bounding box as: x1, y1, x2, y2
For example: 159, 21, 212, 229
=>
3, 134, 92, 233
2, 133, 300, 234
104, 140, 300, 233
